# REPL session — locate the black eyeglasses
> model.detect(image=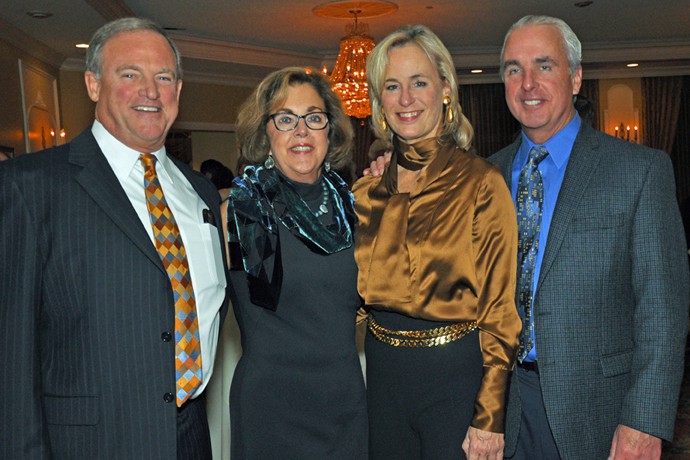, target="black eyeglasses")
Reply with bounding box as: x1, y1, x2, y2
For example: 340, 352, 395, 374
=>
268, 111, 330, 131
